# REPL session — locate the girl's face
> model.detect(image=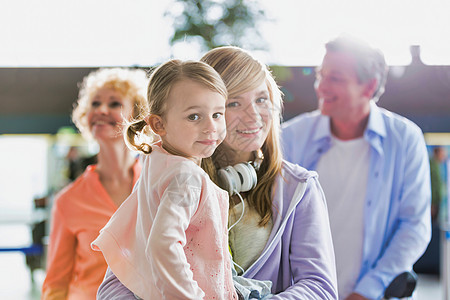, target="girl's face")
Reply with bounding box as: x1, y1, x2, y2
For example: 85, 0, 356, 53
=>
160, 79, 226, 164
223, 81, 272, 157
86, 87, 133, 141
